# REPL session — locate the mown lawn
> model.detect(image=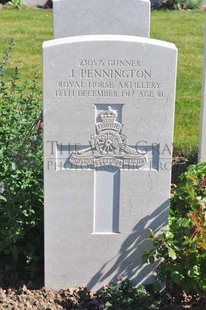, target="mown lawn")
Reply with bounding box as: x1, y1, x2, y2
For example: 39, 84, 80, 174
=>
151, 10, 205, 156
0, 8, 205, 156
0, 8, 53, 80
